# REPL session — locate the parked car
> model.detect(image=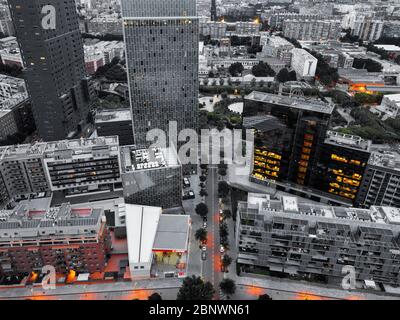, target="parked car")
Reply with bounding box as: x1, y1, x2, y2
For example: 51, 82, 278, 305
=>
183, 177, 191, 188
201, 246, 207, 251
182, 190, 195, 200
203, 221, 207, 229
220, 245, 225, 253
